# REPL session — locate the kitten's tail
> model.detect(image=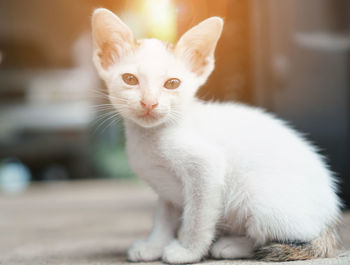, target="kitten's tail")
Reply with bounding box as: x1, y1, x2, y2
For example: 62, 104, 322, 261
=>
254, 227, 339, 261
